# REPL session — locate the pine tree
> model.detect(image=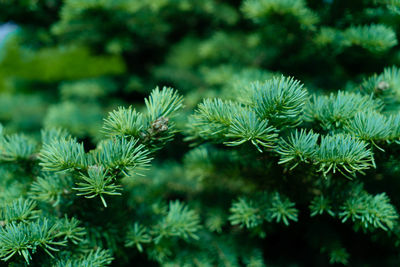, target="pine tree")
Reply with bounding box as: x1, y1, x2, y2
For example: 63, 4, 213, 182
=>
2, 0, 400, 266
